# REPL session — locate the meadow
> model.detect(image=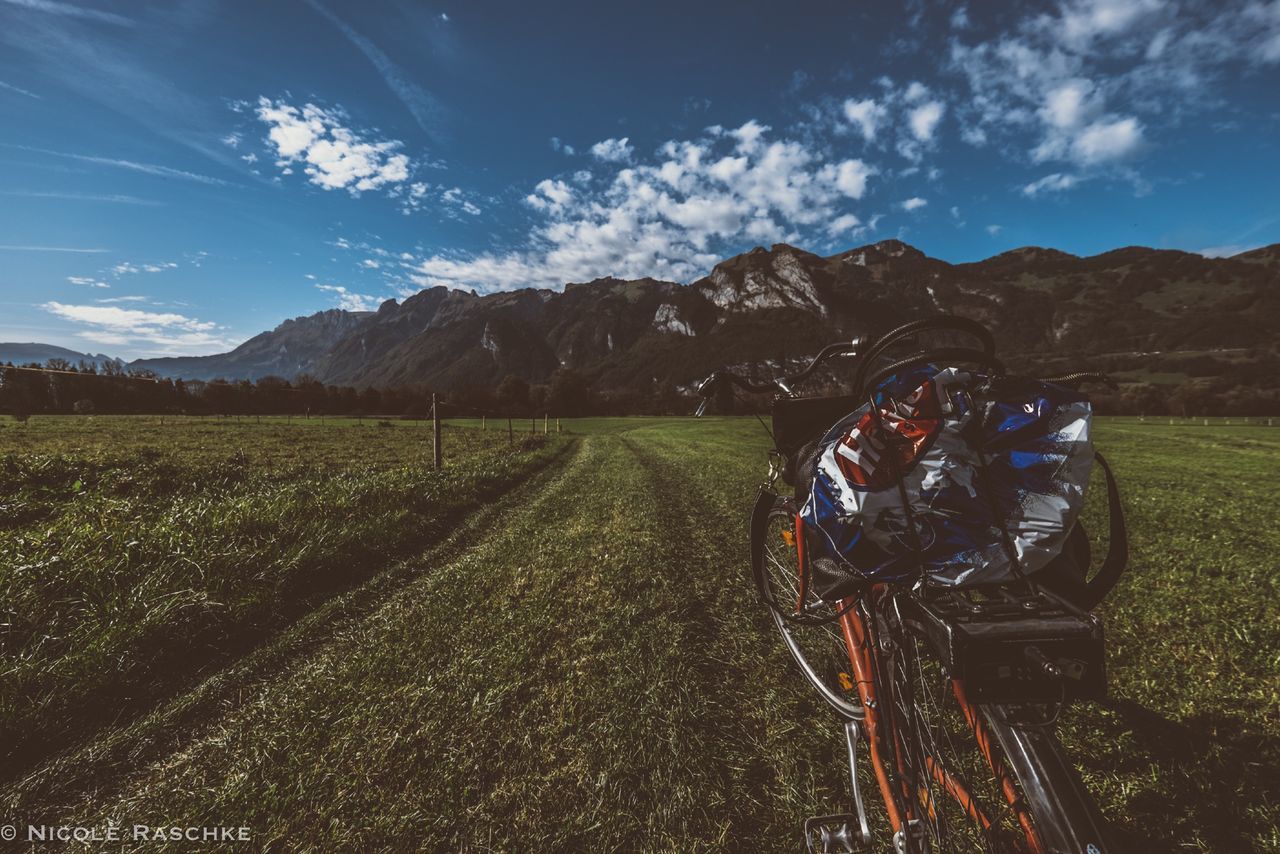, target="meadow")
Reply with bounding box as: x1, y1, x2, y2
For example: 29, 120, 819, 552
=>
0, 414, 1276, 851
